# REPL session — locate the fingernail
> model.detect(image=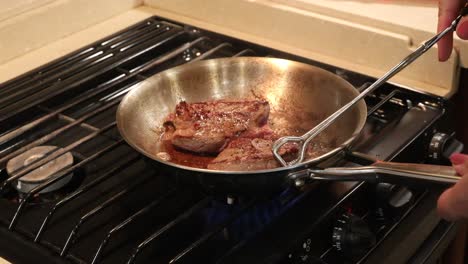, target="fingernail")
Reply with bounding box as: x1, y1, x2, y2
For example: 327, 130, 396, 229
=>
458, 20, 468, 39
437, 40, 451, 62
438, 51, 445, 62
450, 153, 468, 165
